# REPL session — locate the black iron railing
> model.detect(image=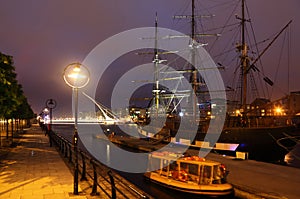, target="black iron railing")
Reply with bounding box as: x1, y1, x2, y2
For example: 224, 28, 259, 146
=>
47, 128, 150, 199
